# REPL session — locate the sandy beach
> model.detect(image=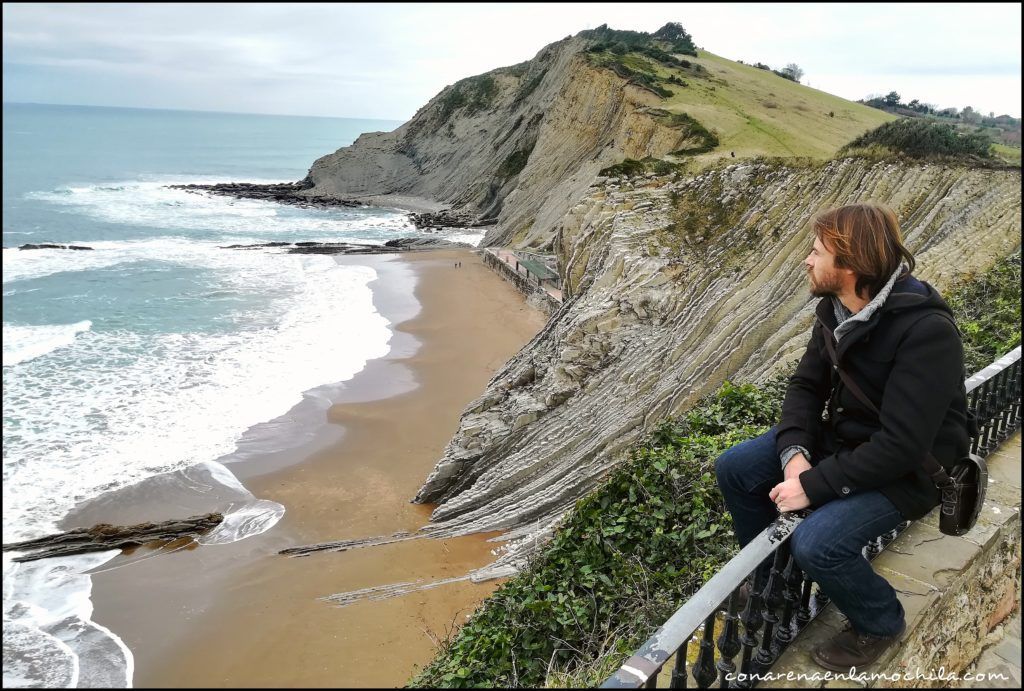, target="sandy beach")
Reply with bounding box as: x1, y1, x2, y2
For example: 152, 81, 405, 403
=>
81, 247, 548, 687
